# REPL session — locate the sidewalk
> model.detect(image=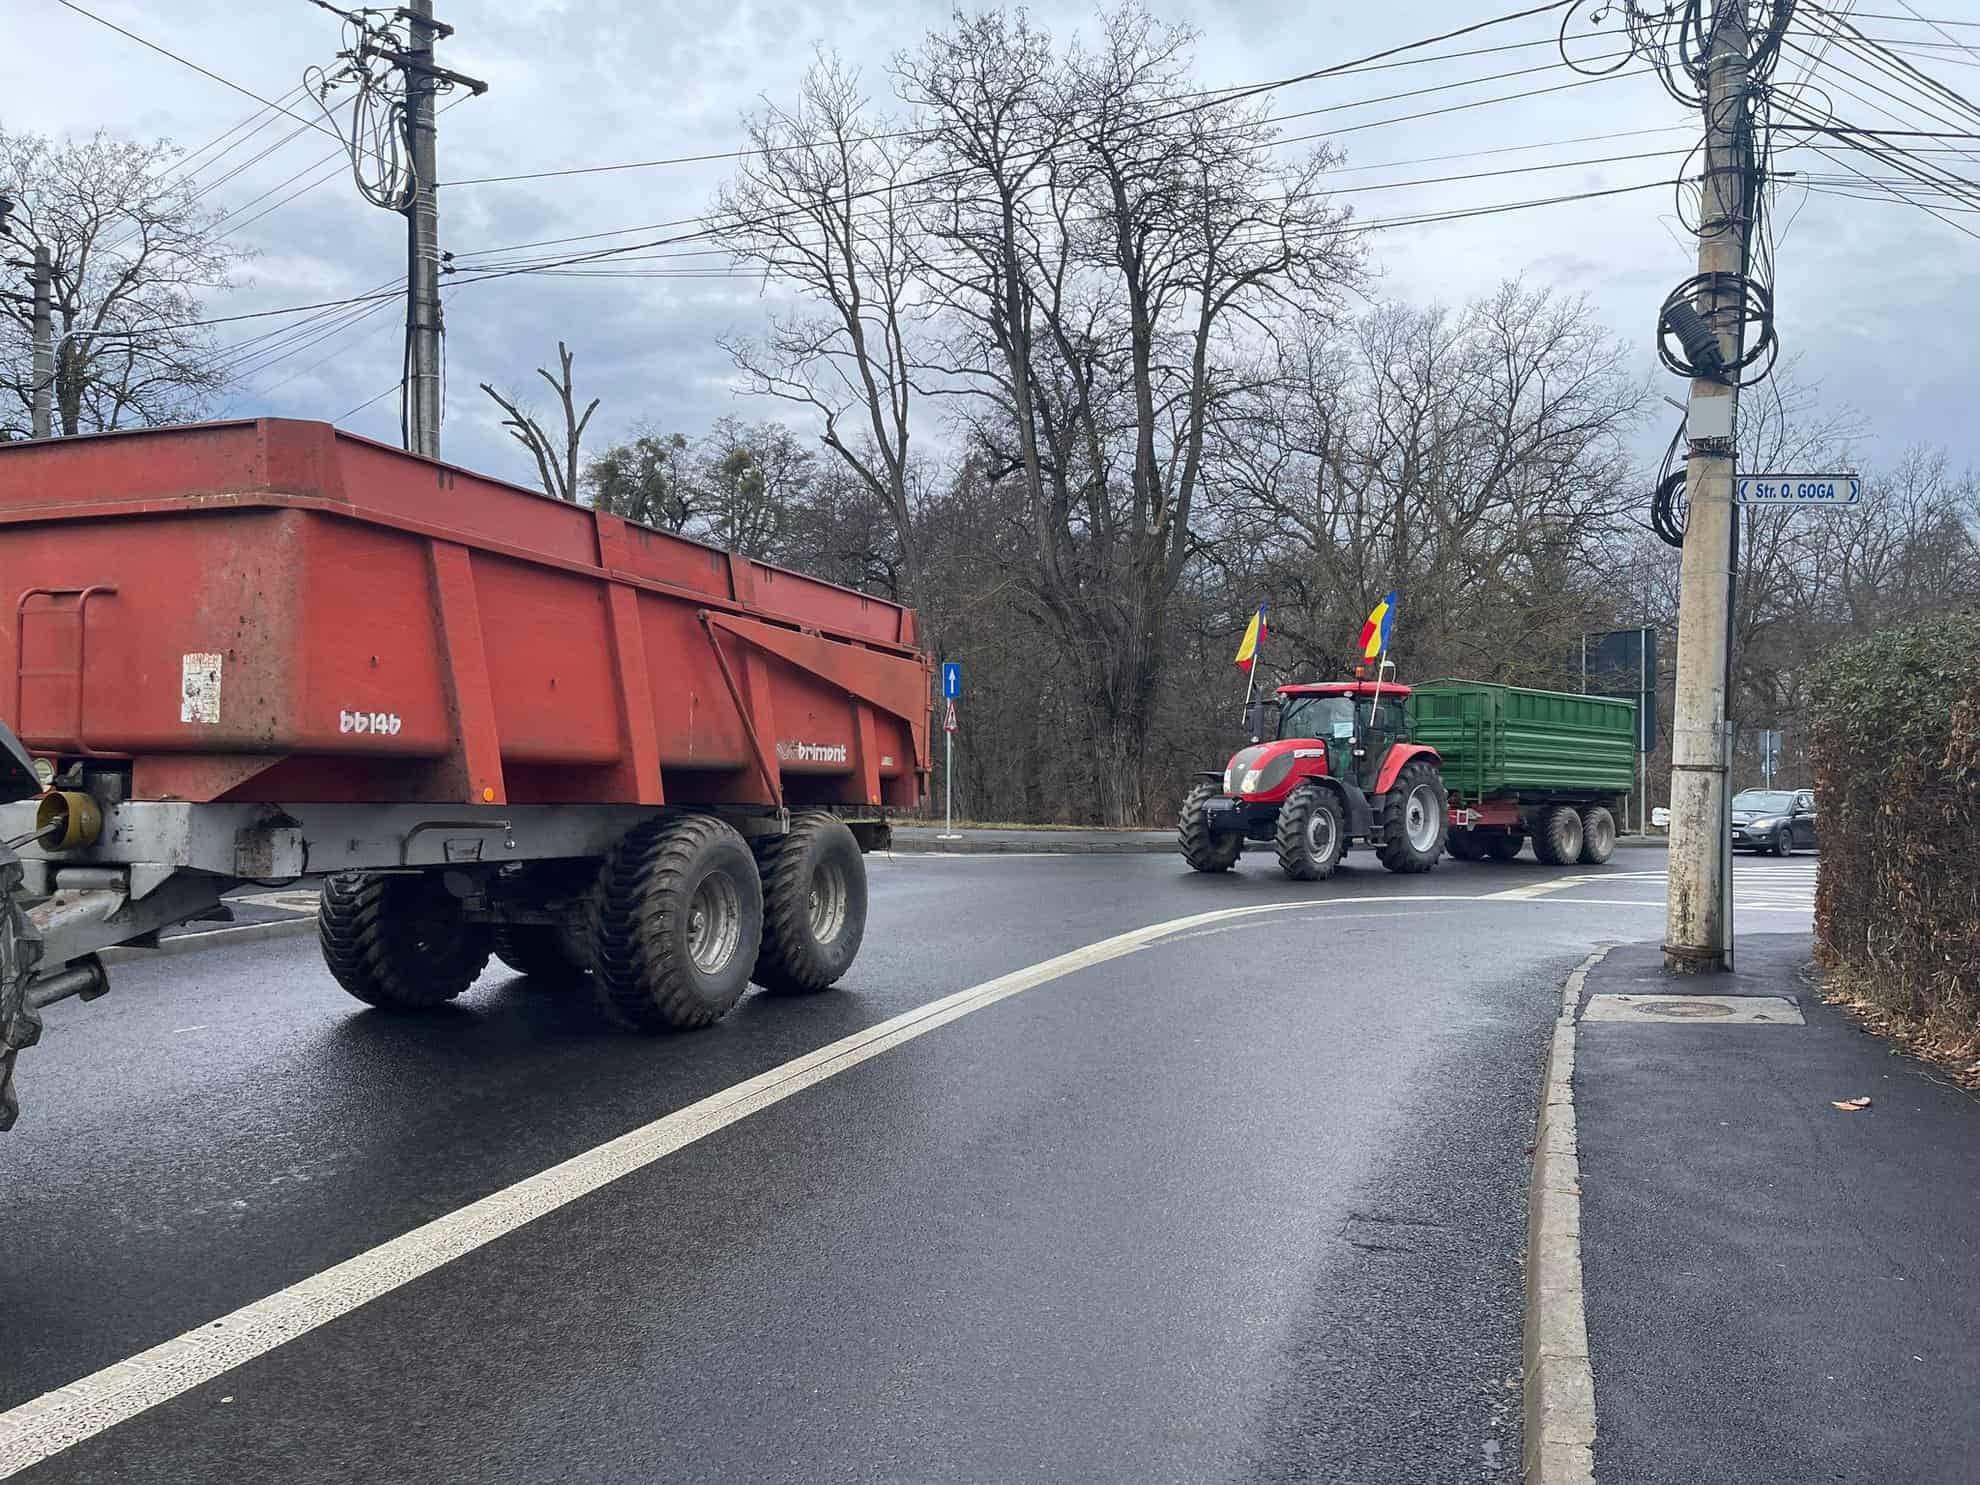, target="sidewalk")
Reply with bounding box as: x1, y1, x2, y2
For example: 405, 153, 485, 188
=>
1573, 933, 1980, 1484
